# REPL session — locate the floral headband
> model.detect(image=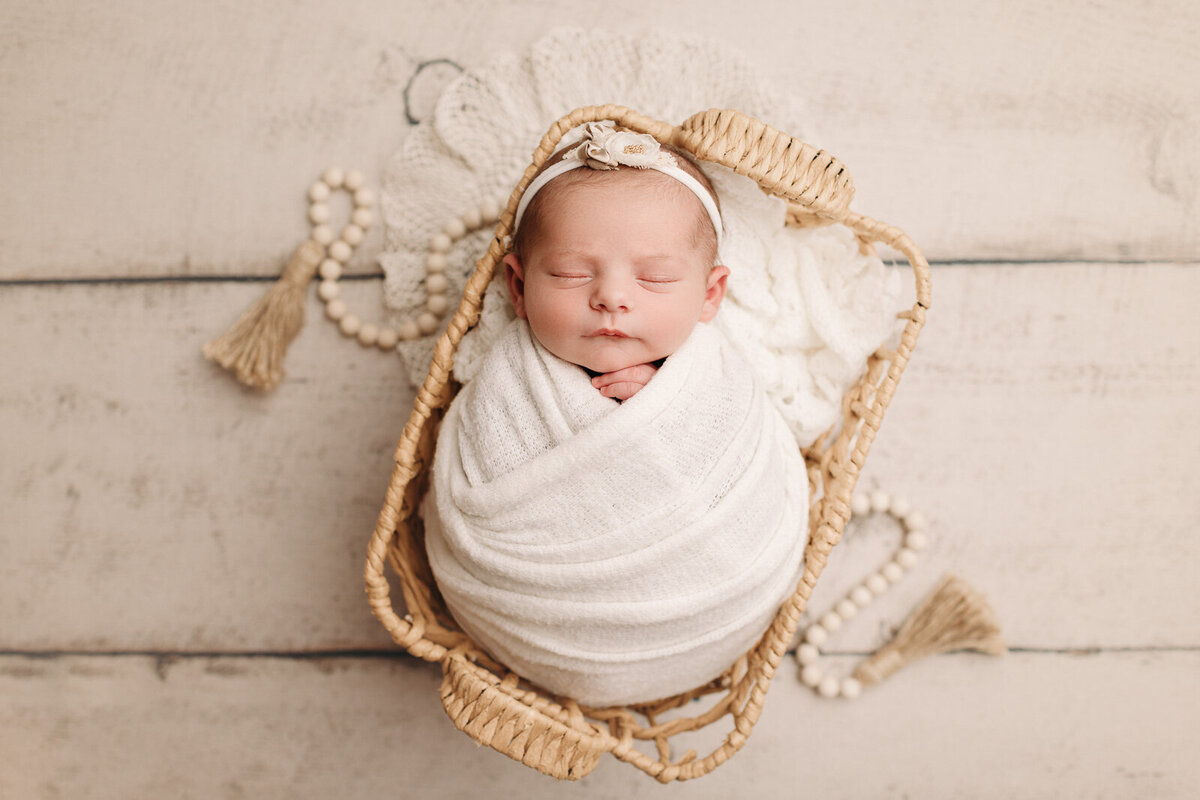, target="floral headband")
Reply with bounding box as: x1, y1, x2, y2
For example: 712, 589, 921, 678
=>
512, 120, 724, 246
